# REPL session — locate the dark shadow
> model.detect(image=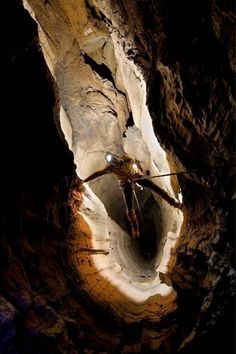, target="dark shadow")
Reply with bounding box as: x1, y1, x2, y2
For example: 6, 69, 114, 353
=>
137, 194, 162, 261
121, 192, 162, 262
